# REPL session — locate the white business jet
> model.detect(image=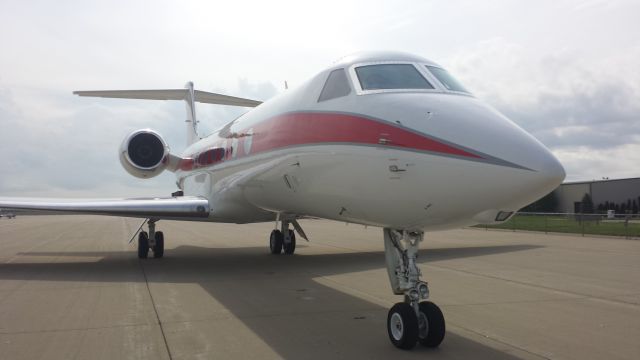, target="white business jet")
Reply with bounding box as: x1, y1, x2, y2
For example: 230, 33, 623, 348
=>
0, 51, 565, 349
